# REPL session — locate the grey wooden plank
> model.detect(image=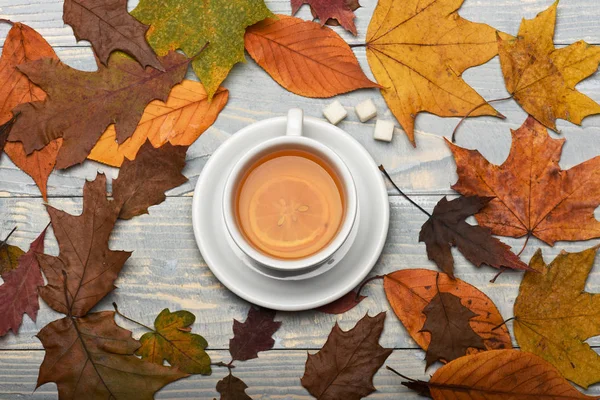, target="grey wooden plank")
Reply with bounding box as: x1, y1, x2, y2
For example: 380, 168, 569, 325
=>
1, 196, 600, 351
